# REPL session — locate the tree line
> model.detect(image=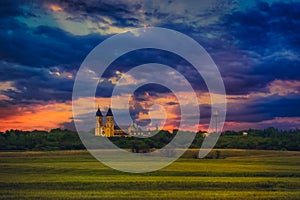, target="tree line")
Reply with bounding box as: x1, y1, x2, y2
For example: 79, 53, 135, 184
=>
0, 127, 299, 151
